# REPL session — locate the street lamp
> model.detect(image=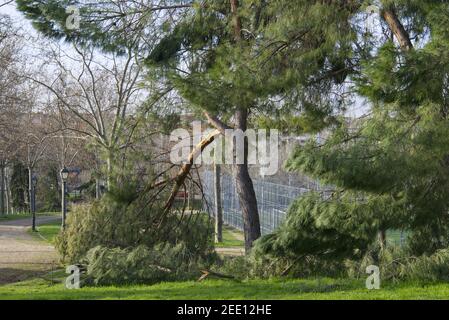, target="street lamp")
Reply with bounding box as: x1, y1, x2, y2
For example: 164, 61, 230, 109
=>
60, 167, 69, 229
31, 175, 38, 232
